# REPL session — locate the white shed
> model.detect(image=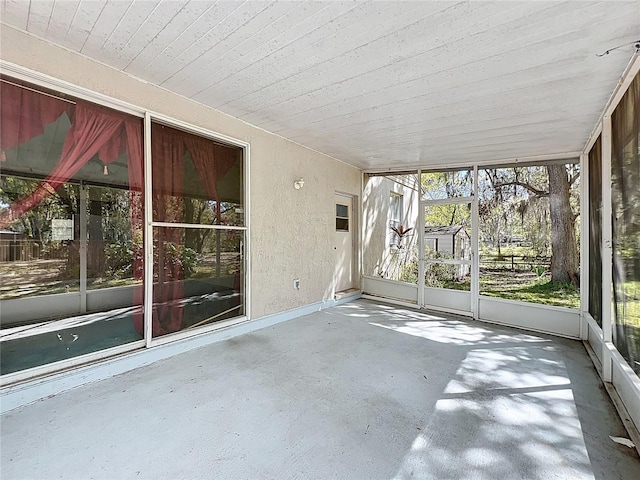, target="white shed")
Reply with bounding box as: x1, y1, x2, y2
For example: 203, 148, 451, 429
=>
424, 225, 470, 261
